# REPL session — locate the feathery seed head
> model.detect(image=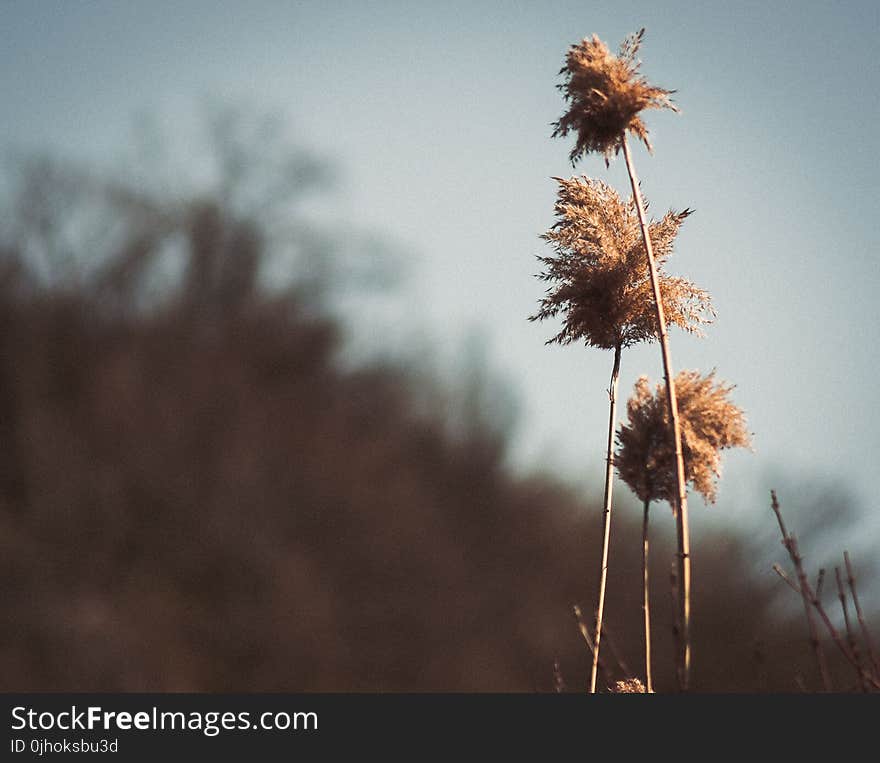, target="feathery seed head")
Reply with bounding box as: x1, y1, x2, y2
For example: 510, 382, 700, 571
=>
552, 29, 677, 164
531, 176, 712, 350
616, 371, 751, 505
611, 678, 648, 693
